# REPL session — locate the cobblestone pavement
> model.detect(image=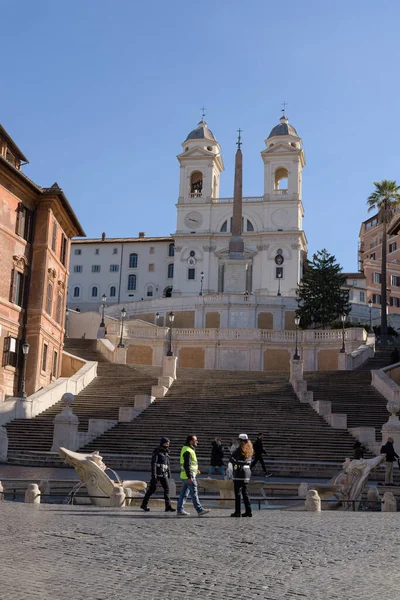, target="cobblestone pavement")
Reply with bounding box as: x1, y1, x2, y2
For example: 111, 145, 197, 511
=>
1, 503, 400, 599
